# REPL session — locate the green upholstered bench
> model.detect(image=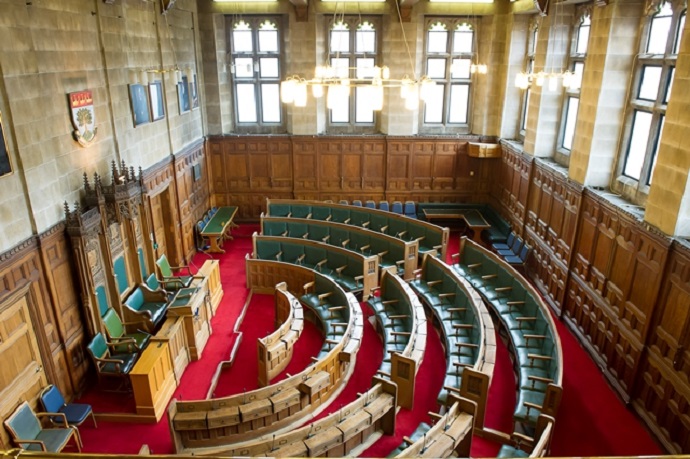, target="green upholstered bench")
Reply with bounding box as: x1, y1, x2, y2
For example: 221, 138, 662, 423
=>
123, 286, 169, 330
